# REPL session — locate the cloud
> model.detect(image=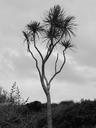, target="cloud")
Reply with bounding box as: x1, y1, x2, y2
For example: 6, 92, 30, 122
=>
73, 23, 96, 67
0, 47, 38, 79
